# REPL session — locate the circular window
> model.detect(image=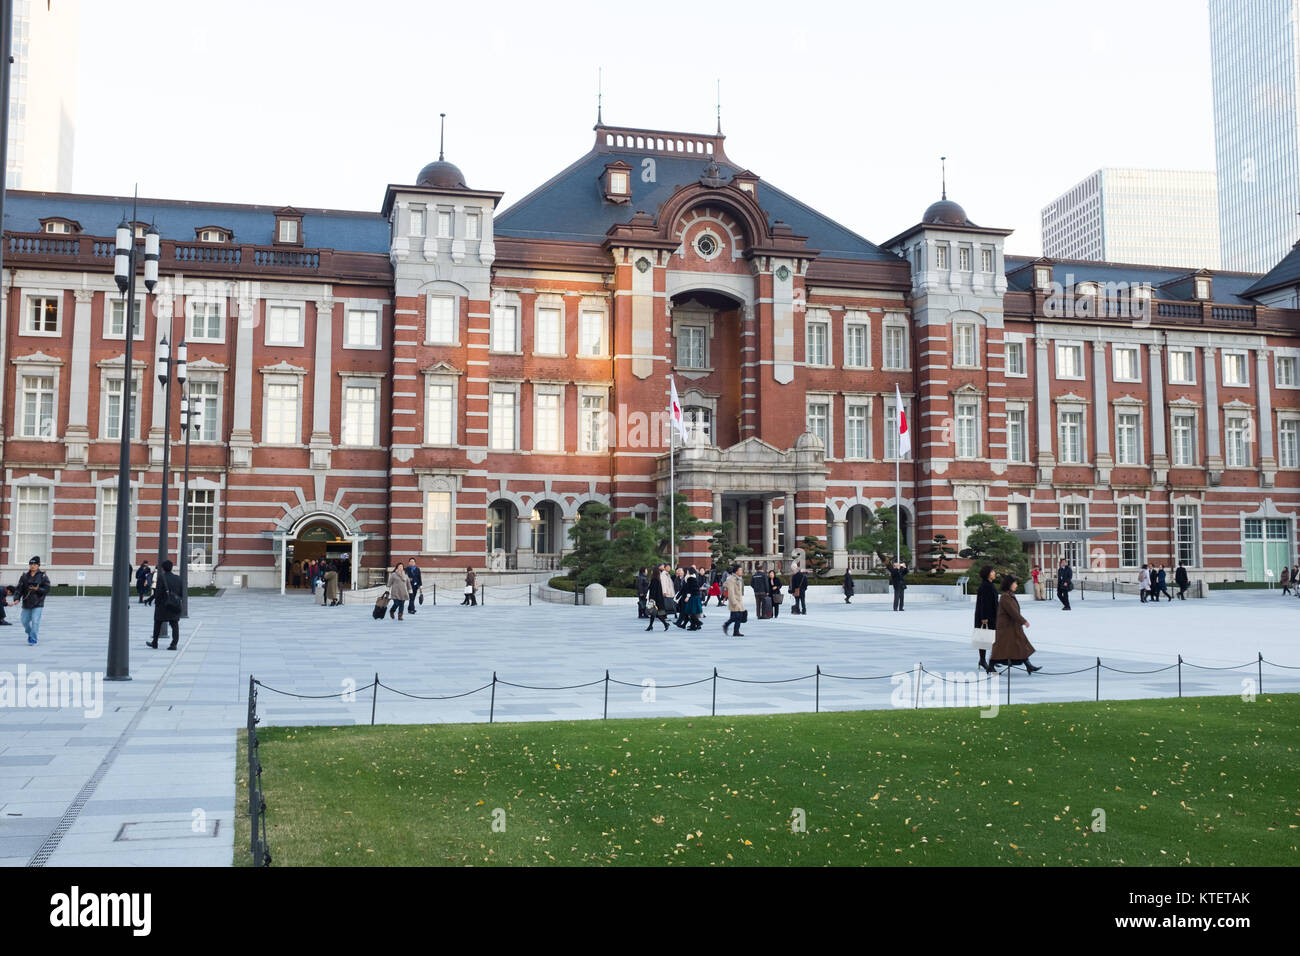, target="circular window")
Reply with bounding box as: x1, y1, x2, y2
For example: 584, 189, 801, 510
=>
694, 232, 721, 260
